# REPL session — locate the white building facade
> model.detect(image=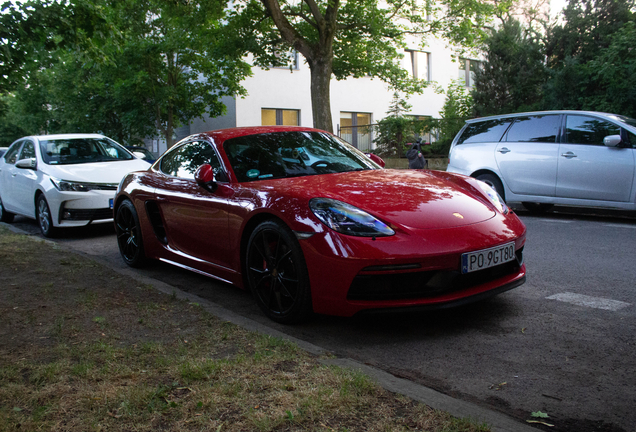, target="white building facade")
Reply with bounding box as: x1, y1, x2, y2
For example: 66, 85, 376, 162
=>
160, 38, 479, 155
